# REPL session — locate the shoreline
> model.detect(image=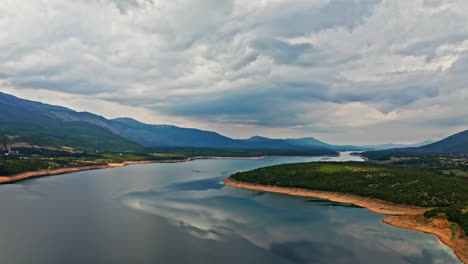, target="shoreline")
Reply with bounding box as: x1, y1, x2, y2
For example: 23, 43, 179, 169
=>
349, 152, 369, 161
223, 178, 468, 264
0, 155, 337, 184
